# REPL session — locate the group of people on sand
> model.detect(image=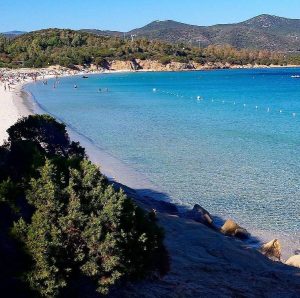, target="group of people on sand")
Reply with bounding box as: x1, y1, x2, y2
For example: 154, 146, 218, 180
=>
0, 72, 25, 91
0, 71, 38, 86
3, 82, 11, 91
0, 70, 48, 92
0, 68, 80, 91
0, 68, 109, 94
